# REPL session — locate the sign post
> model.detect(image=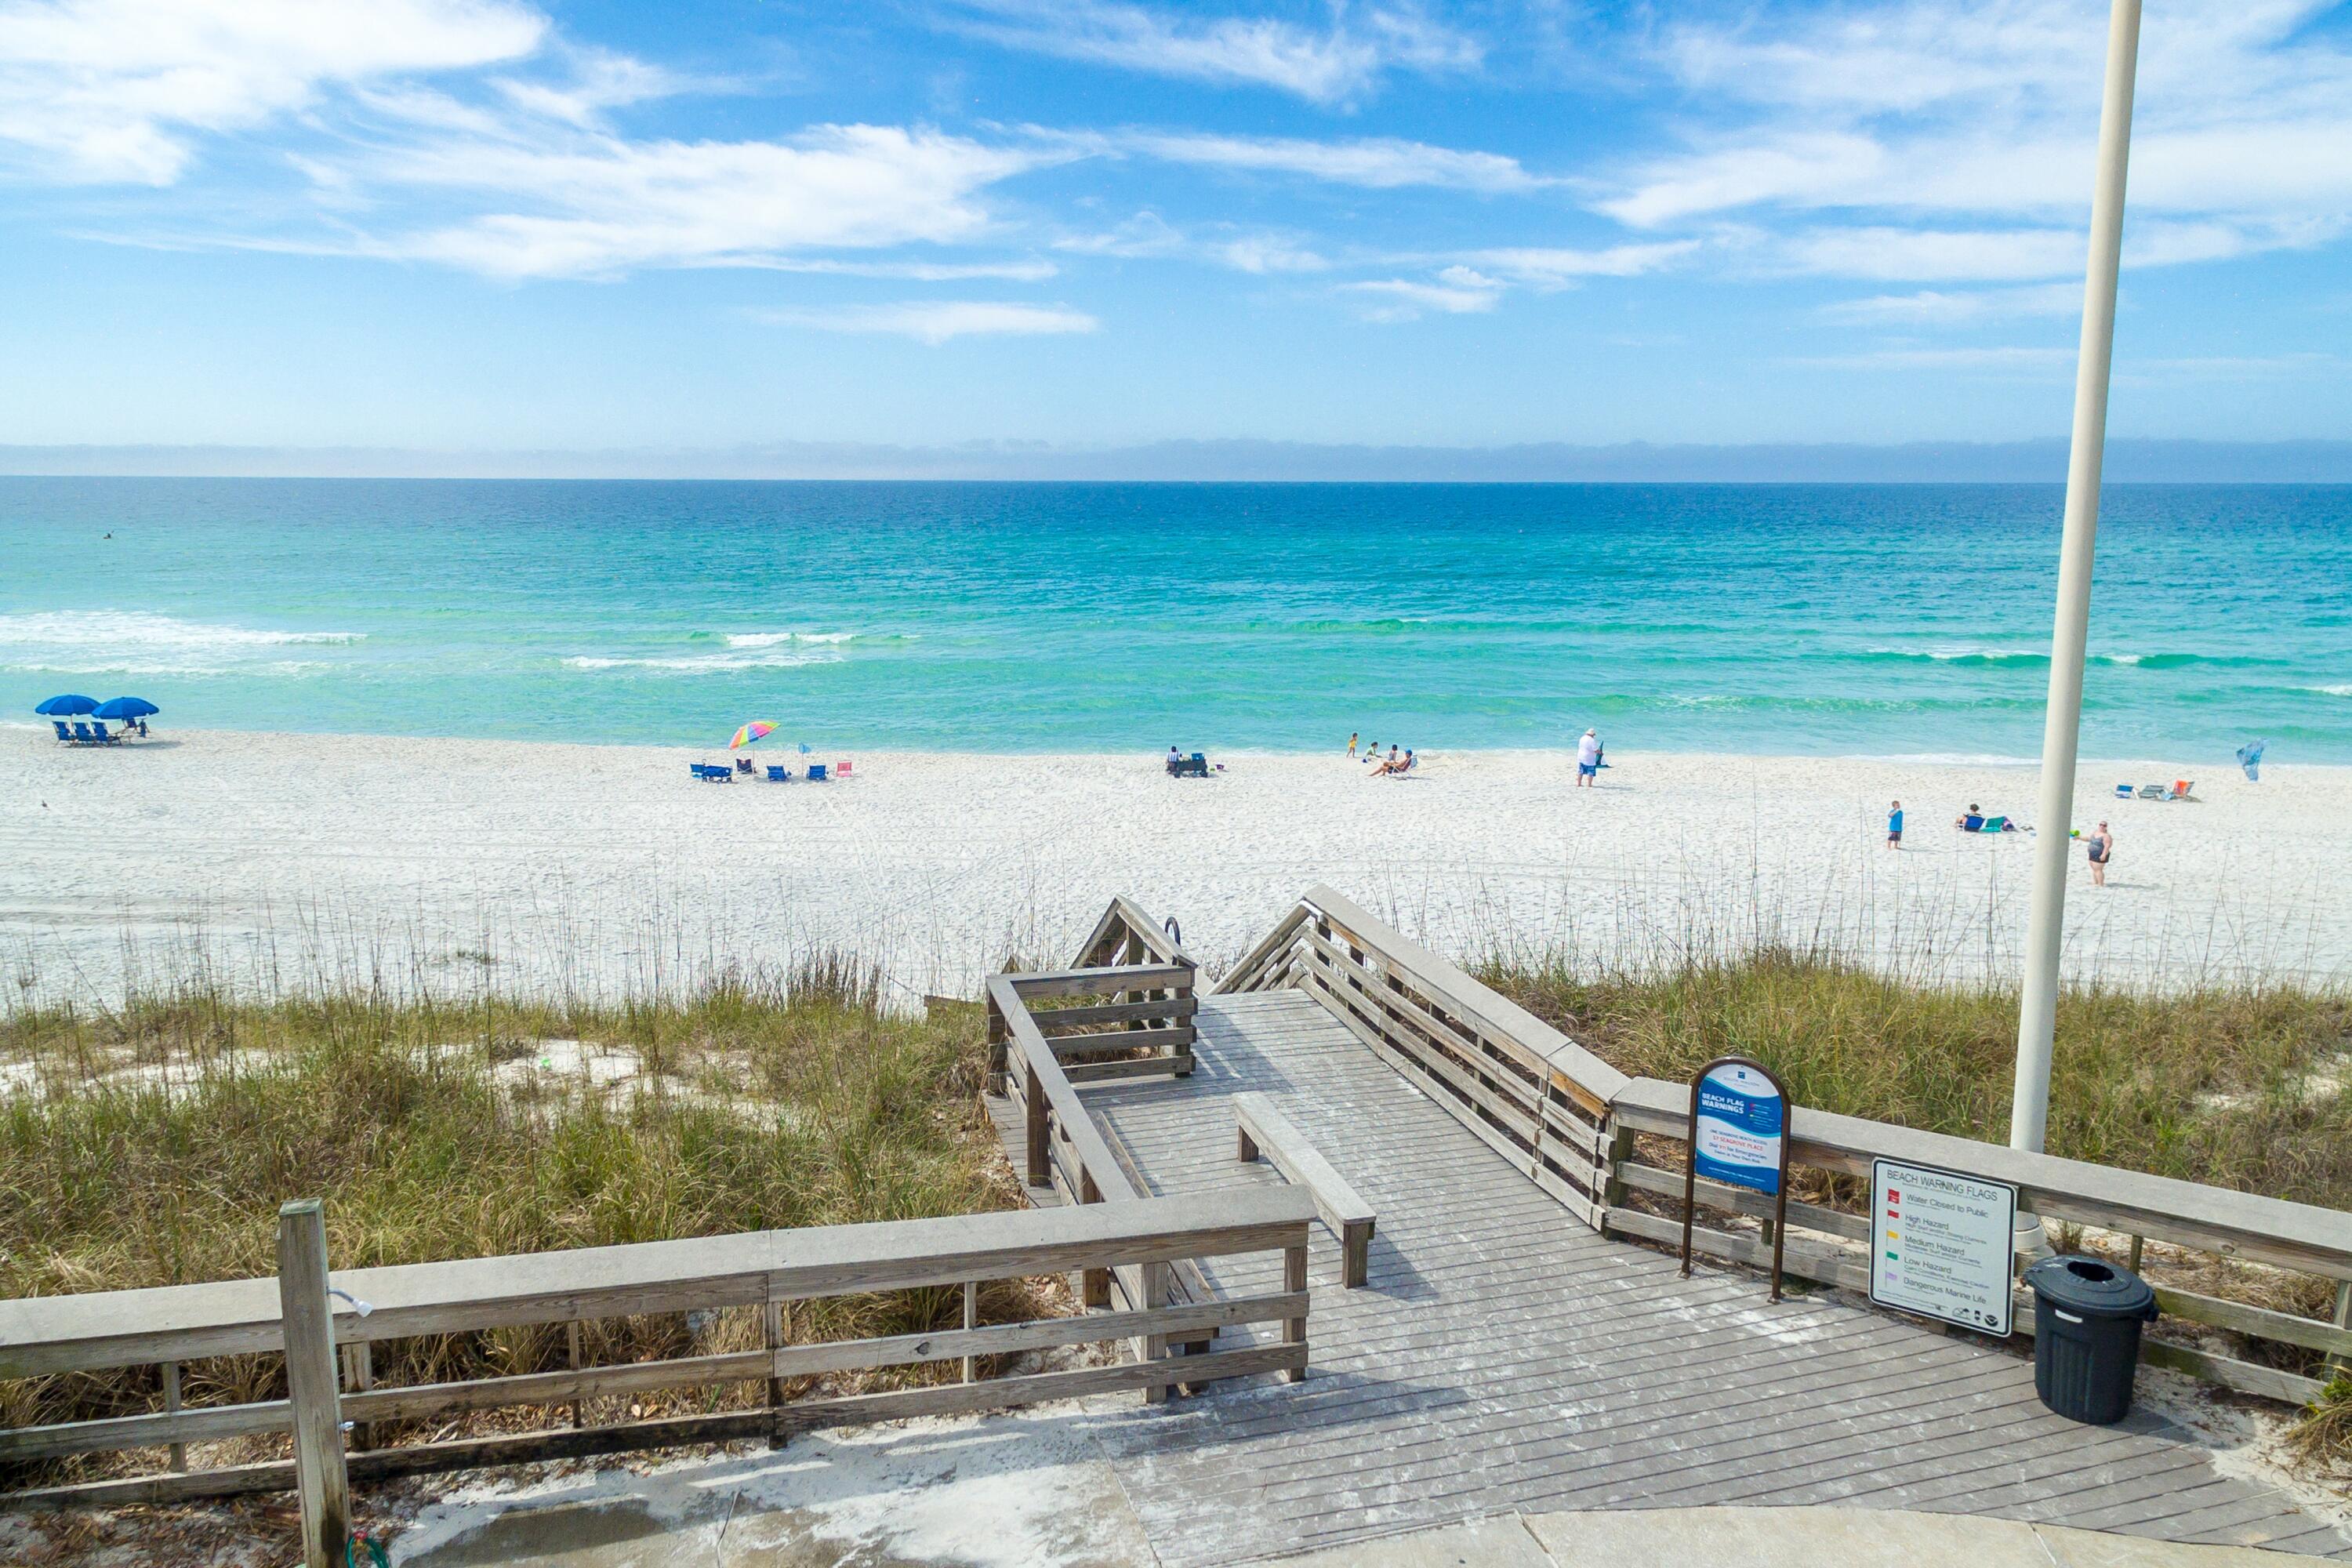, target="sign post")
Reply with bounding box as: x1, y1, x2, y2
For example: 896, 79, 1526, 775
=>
1680, 1056, 1793, 1301
1868, 1160, 2020, 1337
